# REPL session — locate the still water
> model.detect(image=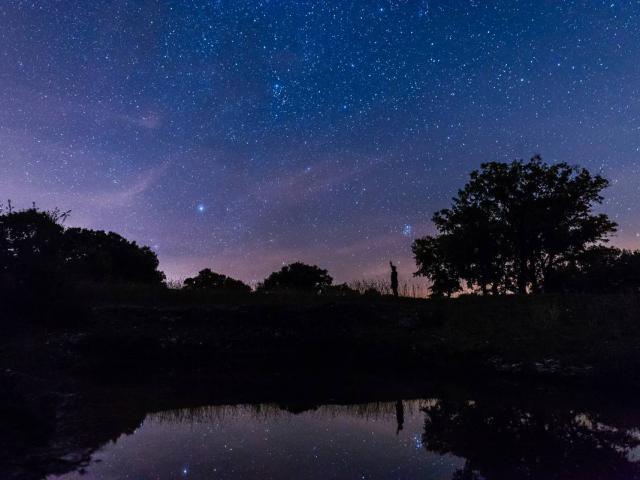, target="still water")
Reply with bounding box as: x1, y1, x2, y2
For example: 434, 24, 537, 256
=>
48, 400, 461, 479
46, 395, 640, 480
